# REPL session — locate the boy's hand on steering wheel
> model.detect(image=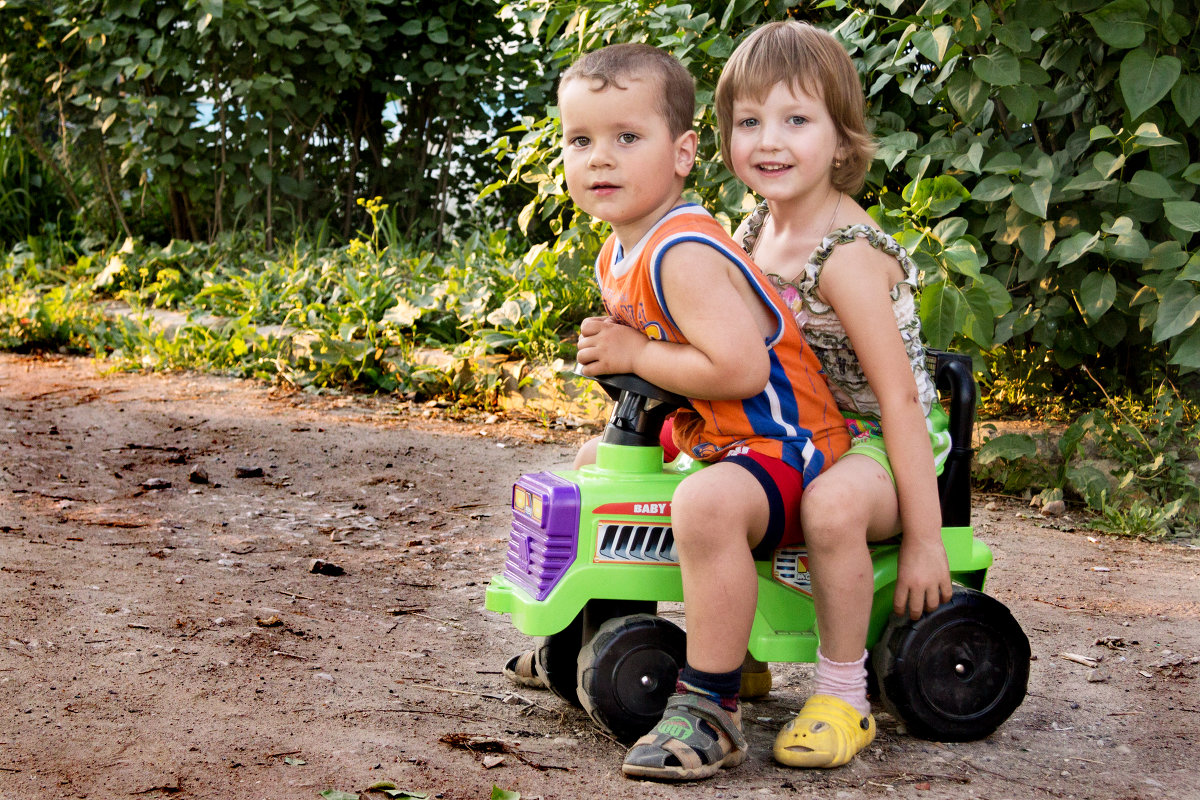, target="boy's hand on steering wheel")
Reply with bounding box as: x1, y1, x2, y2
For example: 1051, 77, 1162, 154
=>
576, 316, 648, 376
